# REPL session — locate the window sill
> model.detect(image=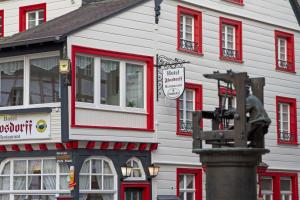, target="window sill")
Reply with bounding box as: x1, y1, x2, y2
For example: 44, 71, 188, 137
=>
277, 141, 298, 145
0, 103, 60, 111
75, 102, 147, 115
177, 48, 203, 56
223, 0, 244, 6
220, 56, 243, 63
276, 67, 296, 74
177, 131, 192, 137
